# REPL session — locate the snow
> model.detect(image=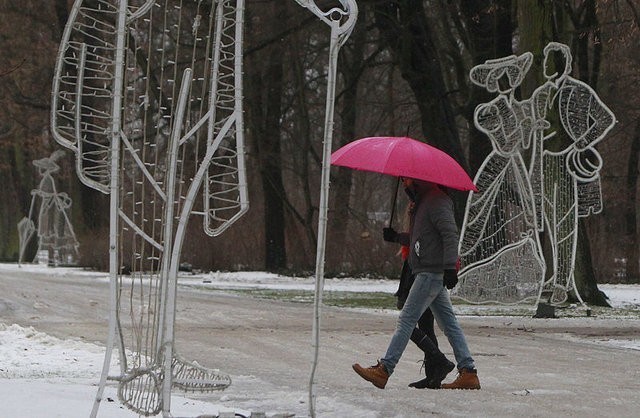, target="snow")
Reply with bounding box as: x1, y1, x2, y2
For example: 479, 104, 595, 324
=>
0, 263, 639, 417
0, 322, 241, 417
